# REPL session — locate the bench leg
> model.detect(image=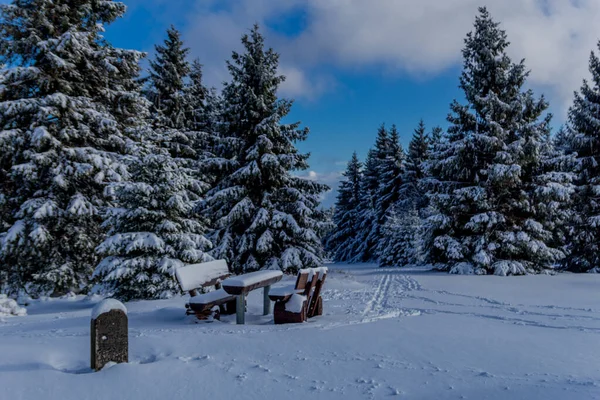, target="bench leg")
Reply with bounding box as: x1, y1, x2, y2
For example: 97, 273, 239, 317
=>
263, 285, 271, 316
236, 294, 245, 325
